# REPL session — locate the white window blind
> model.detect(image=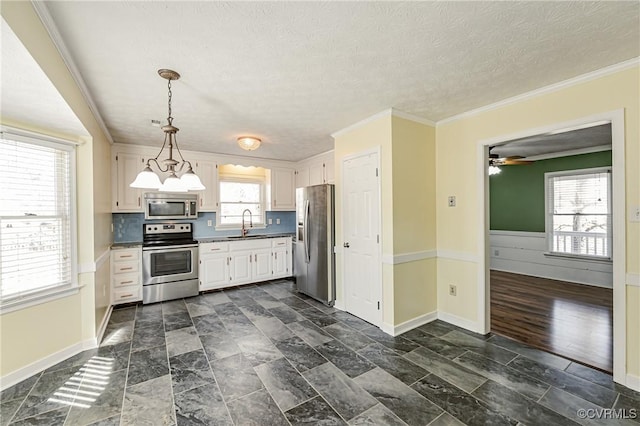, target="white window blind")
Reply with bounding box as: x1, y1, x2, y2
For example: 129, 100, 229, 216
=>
0, 133, 77, 307
545, 167, 611, 259
218, 179, 264, 226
